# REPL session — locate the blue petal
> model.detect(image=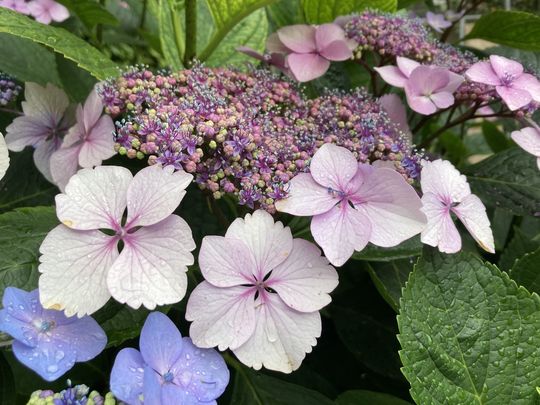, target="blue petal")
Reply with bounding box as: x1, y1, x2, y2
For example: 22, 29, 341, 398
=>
54, 315, 107, 361
110, 348, 145, 405
162, 383, 199, 405
171, 337, 230, 402
0, 288, 42, 346
140, 312, 183, 375
0, 308, 37, 347
12, 339, 77, 382
143, 365, 163, 405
